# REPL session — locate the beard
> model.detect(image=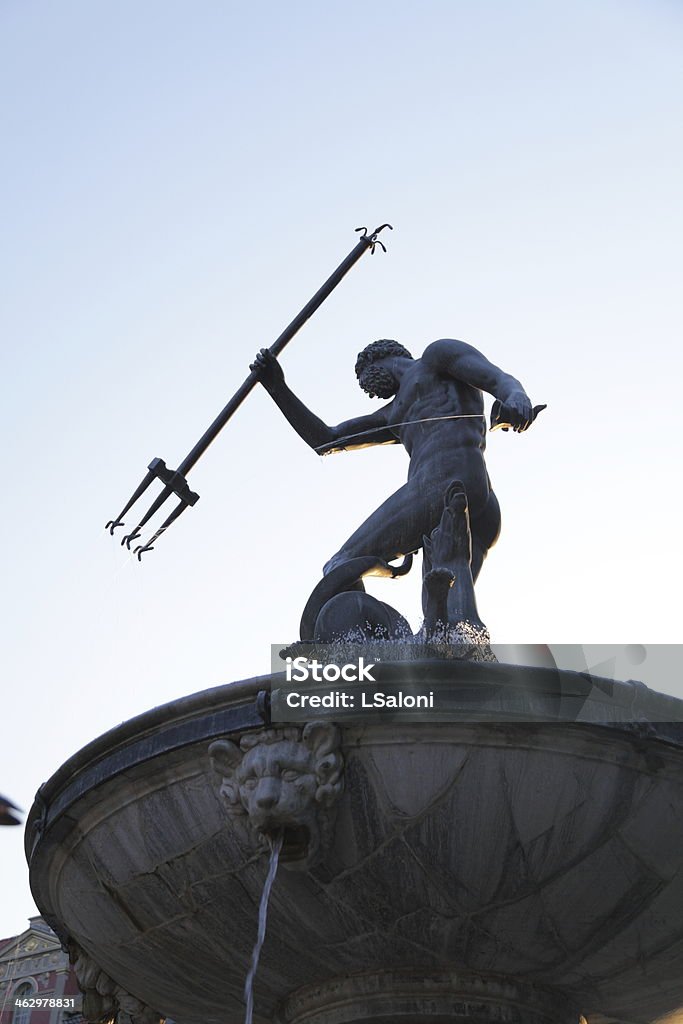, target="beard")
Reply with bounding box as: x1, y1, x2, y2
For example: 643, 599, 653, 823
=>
359, 366, 398, 399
